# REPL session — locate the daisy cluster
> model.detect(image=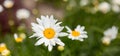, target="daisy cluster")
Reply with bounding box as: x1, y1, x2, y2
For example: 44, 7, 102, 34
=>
30, 15, 119, 51
30, 15, 88, 51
